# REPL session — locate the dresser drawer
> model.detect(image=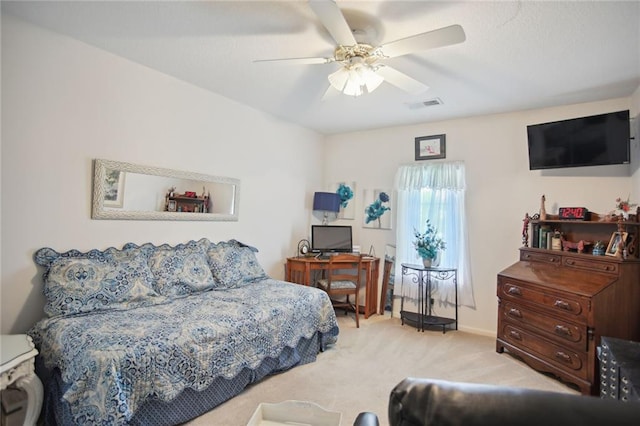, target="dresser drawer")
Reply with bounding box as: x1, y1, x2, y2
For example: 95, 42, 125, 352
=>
520, 251, 562, 265
501, 324, 587, 379
498, 279, 588, 322
563, 257, 619, 275
500, 302, 586, 348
